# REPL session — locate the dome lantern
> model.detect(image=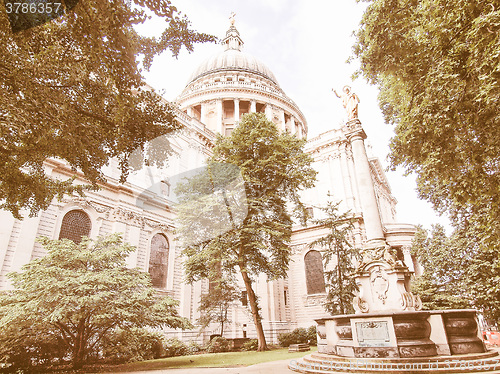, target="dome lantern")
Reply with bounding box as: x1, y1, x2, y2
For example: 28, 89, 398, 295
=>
223, 13, 243, 52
